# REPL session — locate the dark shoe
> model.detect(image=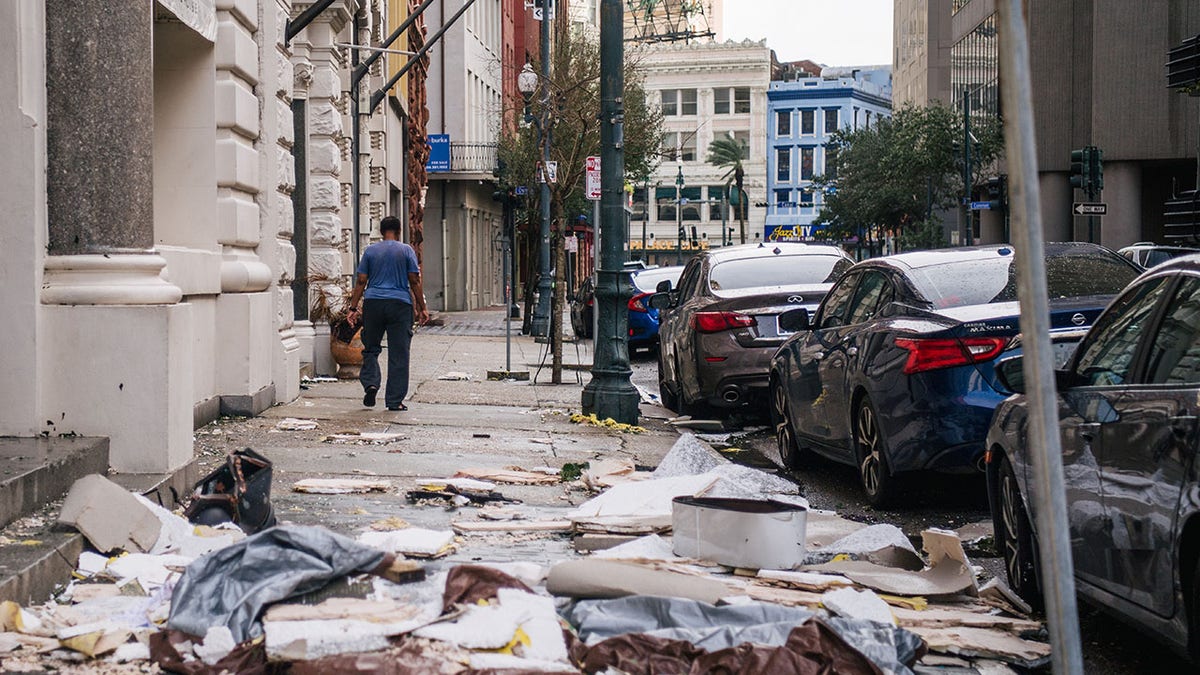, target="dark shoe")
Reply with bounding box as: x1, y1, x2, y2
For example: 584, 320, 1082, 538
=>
363, 386, 379, 407
387, 403, 408, 412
